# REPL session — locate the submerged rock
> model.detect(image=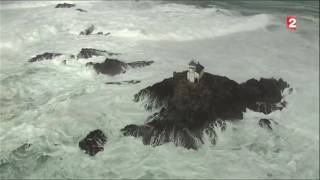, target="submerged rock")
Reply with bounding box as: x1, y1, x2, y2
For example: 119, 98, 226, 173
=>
79, 25, 95, 35
258, 118, 273, 130
86, 58, 153, 76
86, 58, 126, 76
77, 48, 120, 59
28, 52, 75, 62
79, 25, 110, 36
105, 80, 141, 85
127, 61, 155, 68
76, 8, 87, 12
79, 129, 107, 156
122, 71, 290, 149
93, 32, 110, 36
28, 52, 63, 62
55, 3, 75, 8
